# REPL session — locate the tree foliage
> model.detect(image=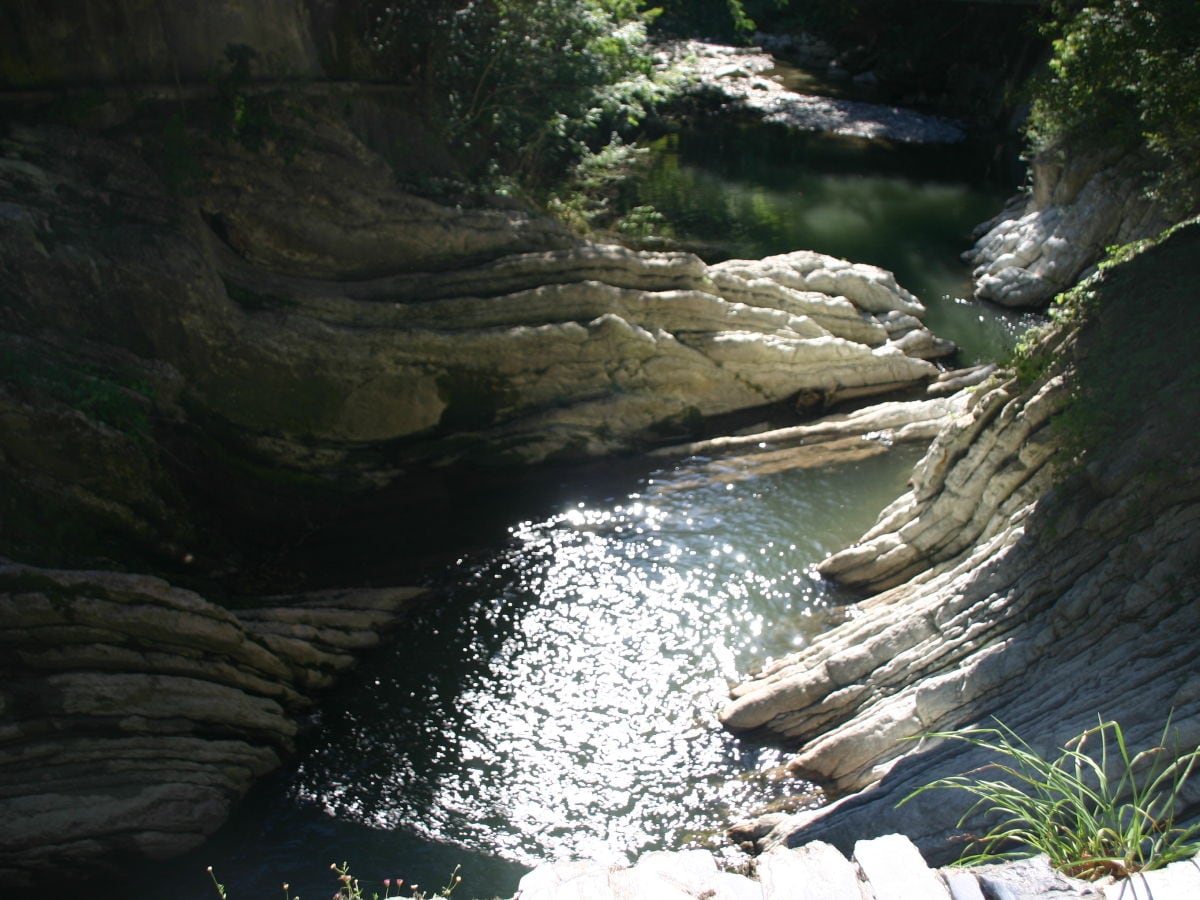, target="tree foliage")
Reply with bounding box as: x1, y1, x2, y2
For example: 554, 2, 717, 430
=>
1029, 0, 1200, 212
360, 0, 661, 187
